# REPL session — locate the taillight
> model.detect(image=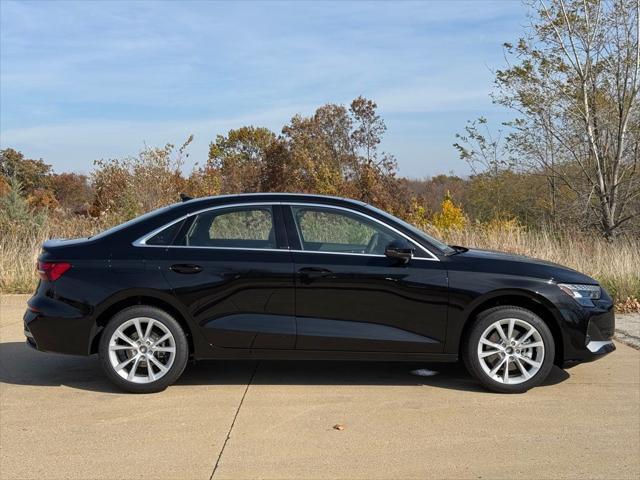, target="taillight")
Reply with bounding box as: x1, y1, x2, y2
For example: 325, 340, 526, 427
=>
37, 261, 72, 281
